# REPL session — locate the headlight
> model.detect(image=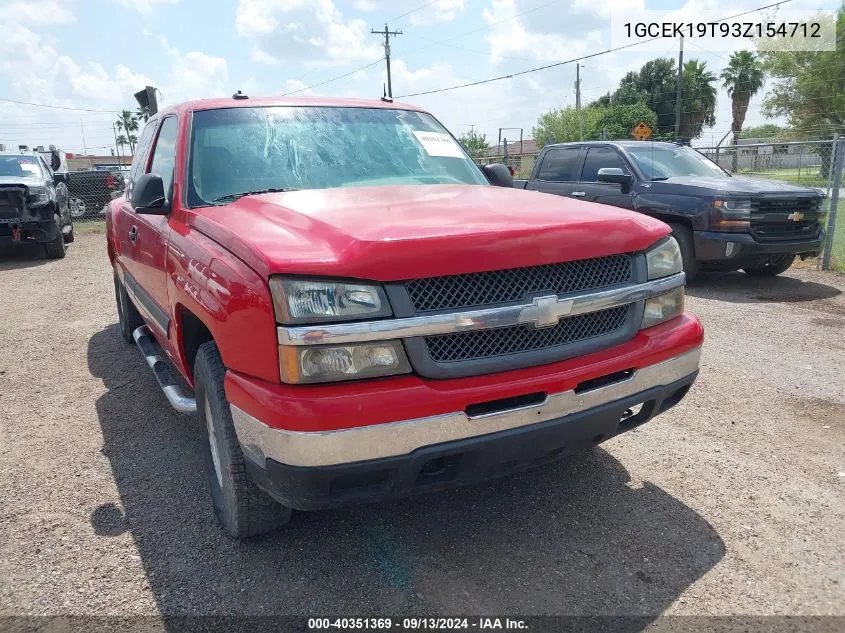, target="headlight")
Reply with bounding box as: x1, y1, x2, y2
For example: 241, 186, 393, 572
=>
269, 278, 392, 324
646, 236, 683, 280
641, 287, 684, 329
27, 186, 53, 207
711, 199, 751, 231
279, 341, 411, 384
